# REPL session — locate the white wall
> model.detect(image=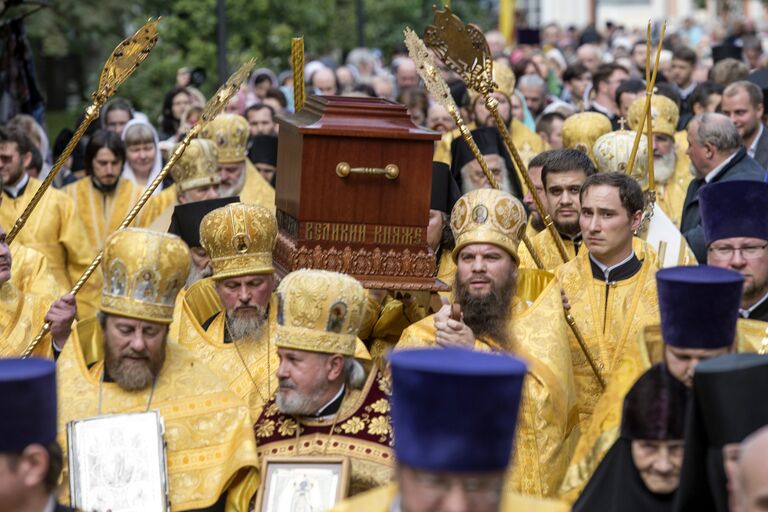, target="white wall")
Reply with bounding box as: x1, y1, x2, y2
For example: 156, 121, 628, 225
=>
539, 0, 696, 30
